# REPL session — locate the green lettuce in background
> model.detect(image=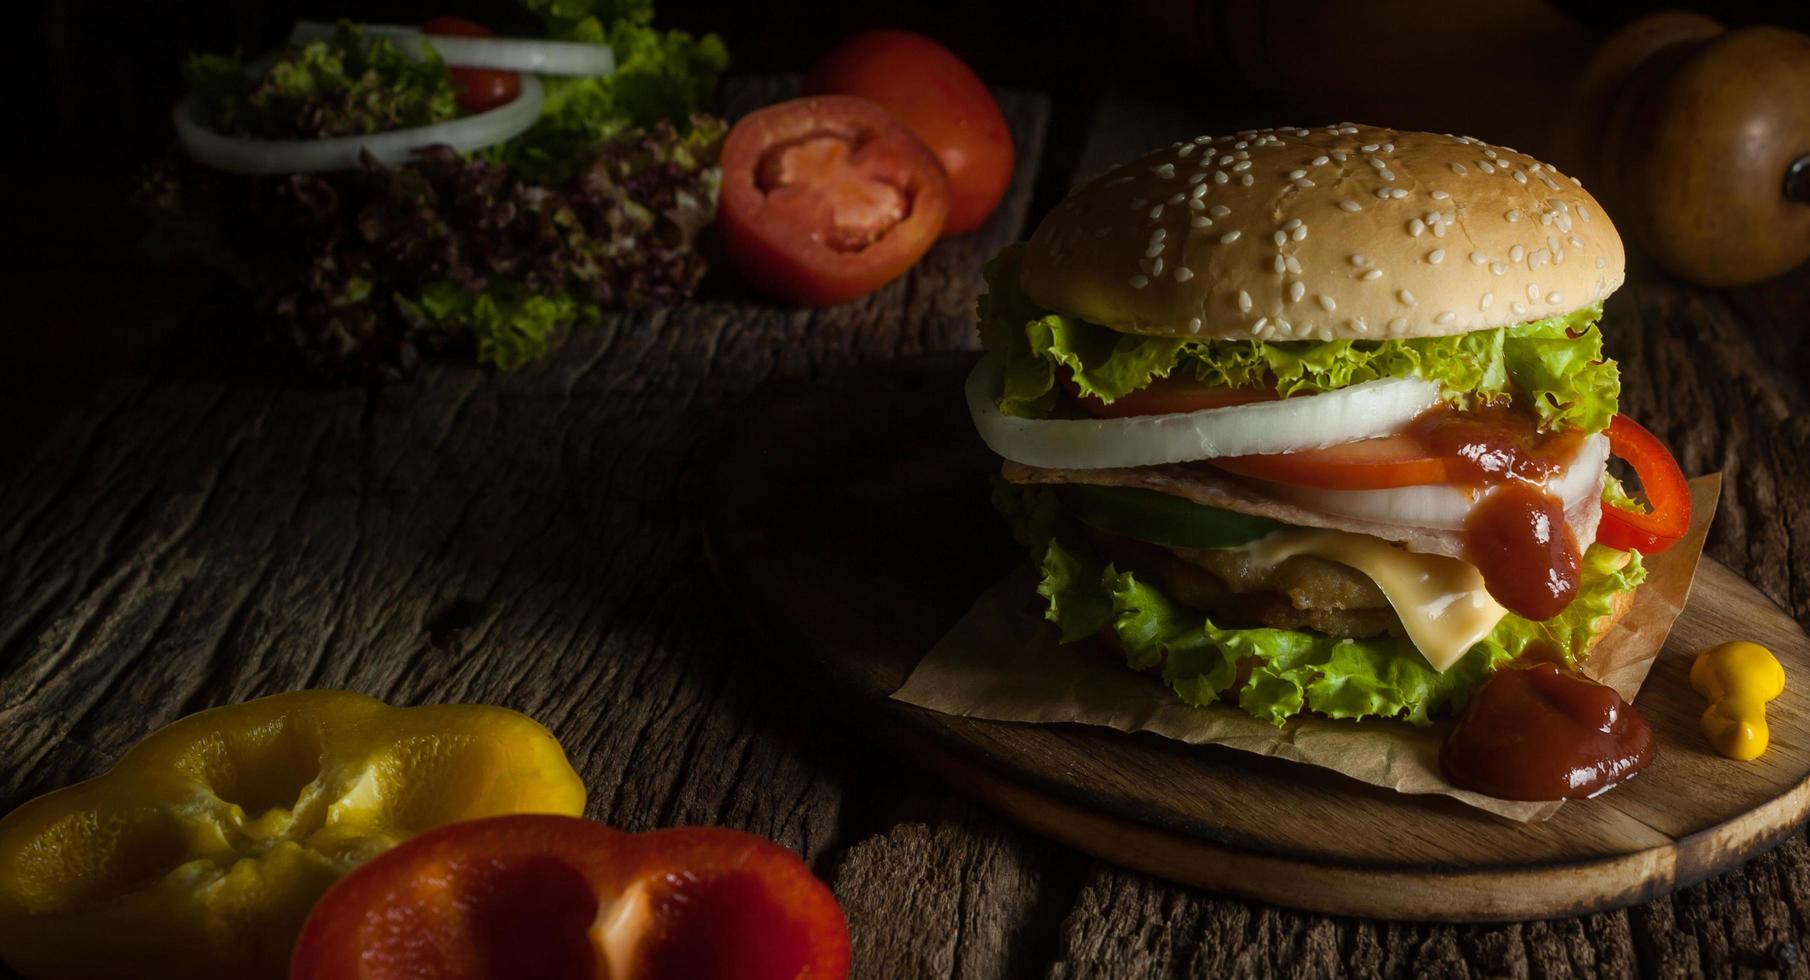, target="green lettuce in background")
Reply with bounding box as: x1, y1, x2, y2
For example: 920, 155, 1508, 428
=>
979, 245, 1622, 434
1001, 484, 1646, 726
